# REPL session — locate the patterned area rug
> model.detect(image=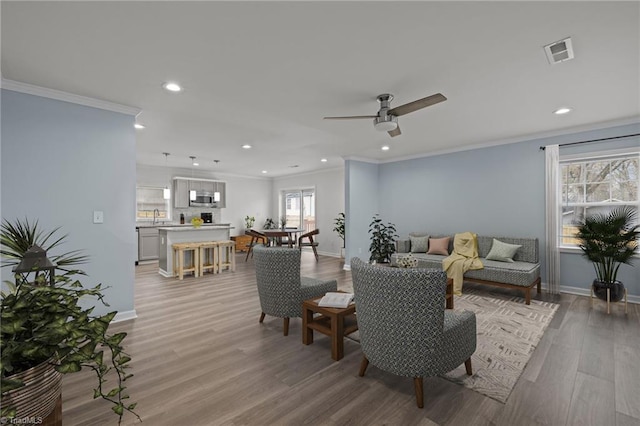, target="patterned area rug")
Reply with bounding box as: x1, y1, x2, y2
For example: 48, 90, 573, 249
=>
346, 289, 558, 403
